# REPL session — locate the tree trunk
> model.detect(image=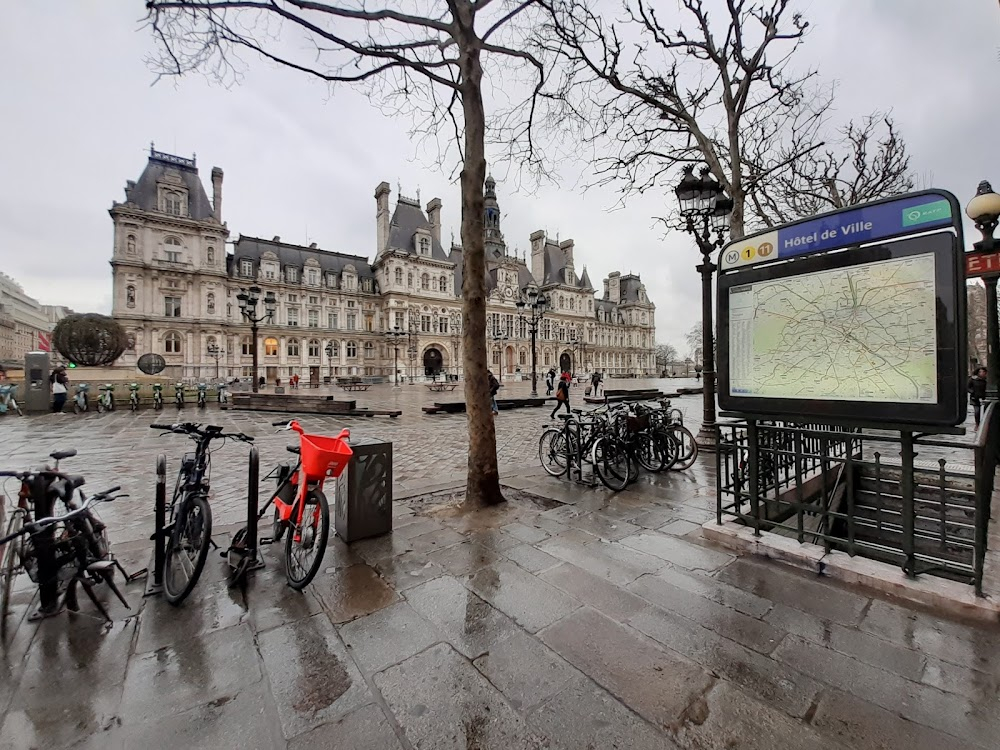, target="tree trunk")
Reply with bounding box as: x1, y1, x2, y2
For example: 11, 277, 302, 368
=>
457, 31, 505, 507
